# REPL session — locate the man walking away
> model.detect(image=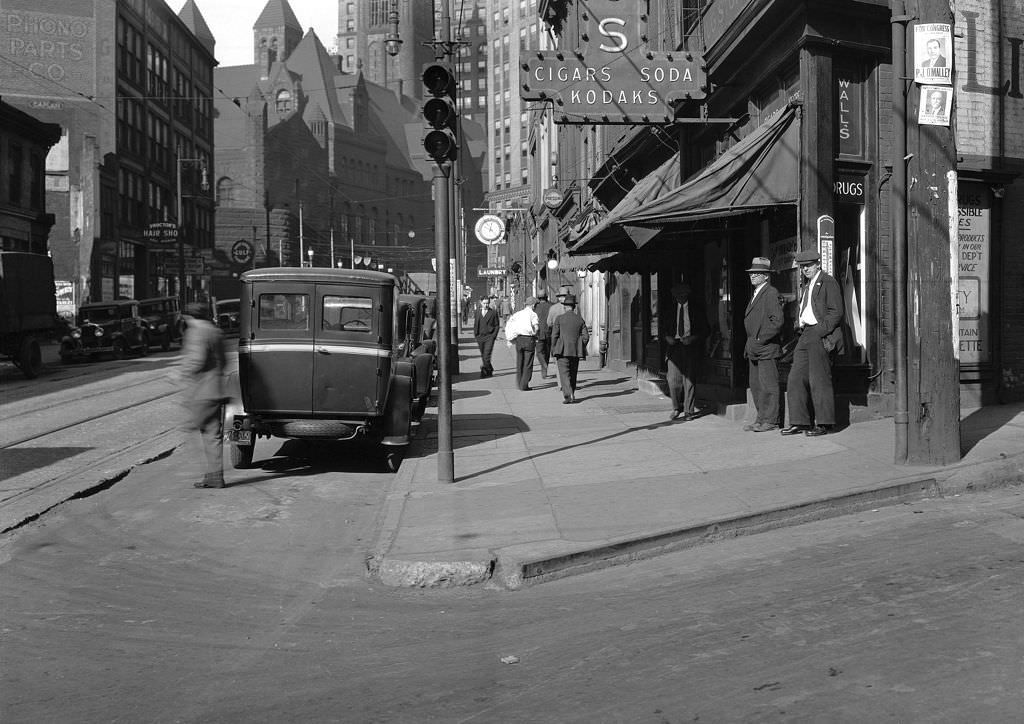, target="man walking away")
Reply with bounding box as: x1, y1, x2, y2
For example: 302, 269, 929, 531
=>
546, 285, 573, 330
178, 302, 227, 488
550, 294, 589, 403
781, 249, 844, 437
664, 282, 706, 421
505, 297, 540, 390
742, 257, 784, 432
473, 295, 500, 378
534, 288, 553, 378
